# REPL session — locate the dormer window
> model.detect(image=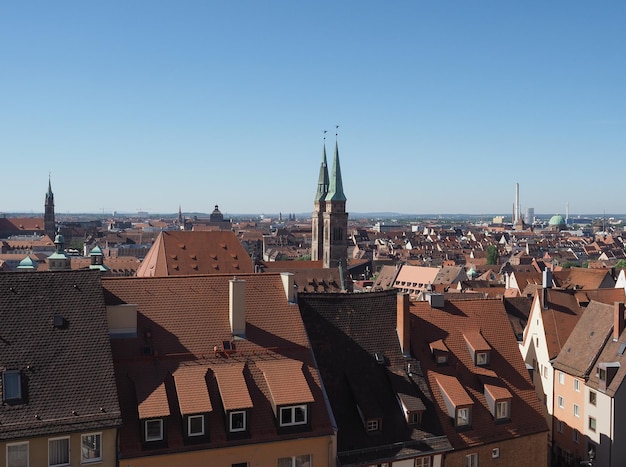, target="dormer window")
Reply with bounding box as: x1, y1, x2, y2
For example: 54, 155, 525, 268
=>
366, 418, 380, 432
484, 383, 512, 422
429, 339, 449, 366
280, 405, 307, 427
436, 374, 473, 430
187, 415, 205, 437
496, 400, 509, 420
144, 419, 164, 442
229, 410, 247, 432
463, 331, 491, 367
476, 351, 489, 366
456, 407, 471, 427
2, 370, 22, 402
